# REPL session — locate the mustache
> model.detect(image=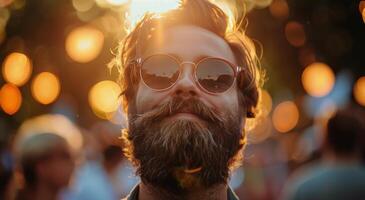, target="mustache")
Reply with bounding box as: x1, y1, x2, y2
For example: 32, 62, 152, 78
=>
130, 97, 225, 127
